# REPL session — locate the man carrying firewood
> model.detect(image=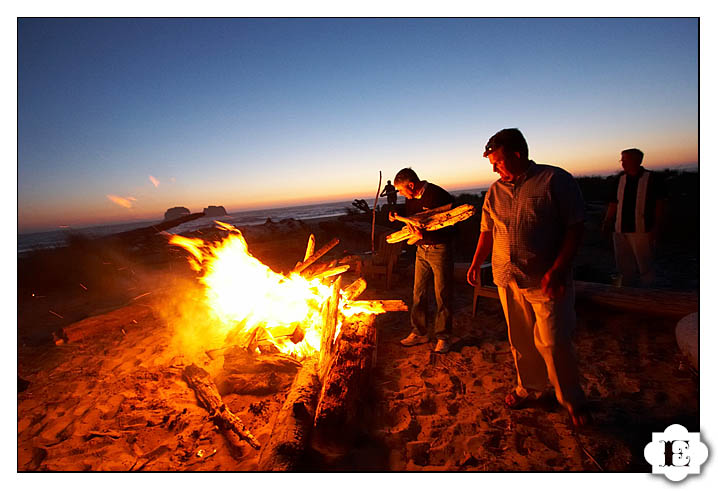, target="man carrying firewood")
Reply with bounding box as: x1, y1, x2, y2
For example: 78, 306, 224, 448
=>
466, 128, 590, 427
390, 168, 455, 354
